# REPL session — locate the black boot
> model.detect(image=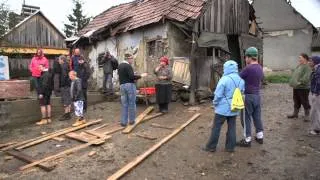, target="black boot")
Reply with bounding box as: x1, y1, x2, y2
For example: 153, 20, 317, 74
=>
287, 108, 299, 118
